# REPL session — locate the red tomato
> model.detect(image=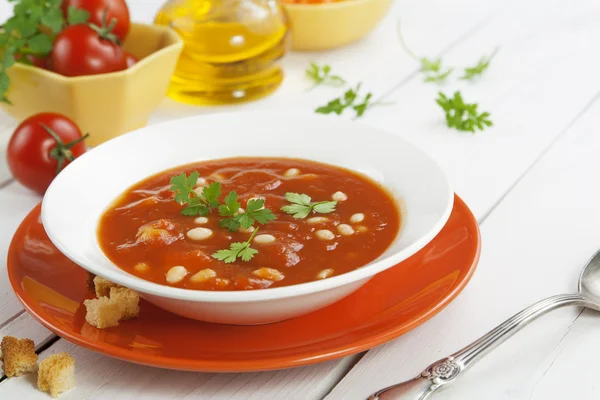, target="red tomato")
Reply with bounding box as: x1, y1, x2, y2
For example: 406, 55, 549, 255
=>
7, 113, 88, 194
50, 24, 127, 77
61, 0, 130, 42
124, 52, 138, 68
15, 54, 49, 69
